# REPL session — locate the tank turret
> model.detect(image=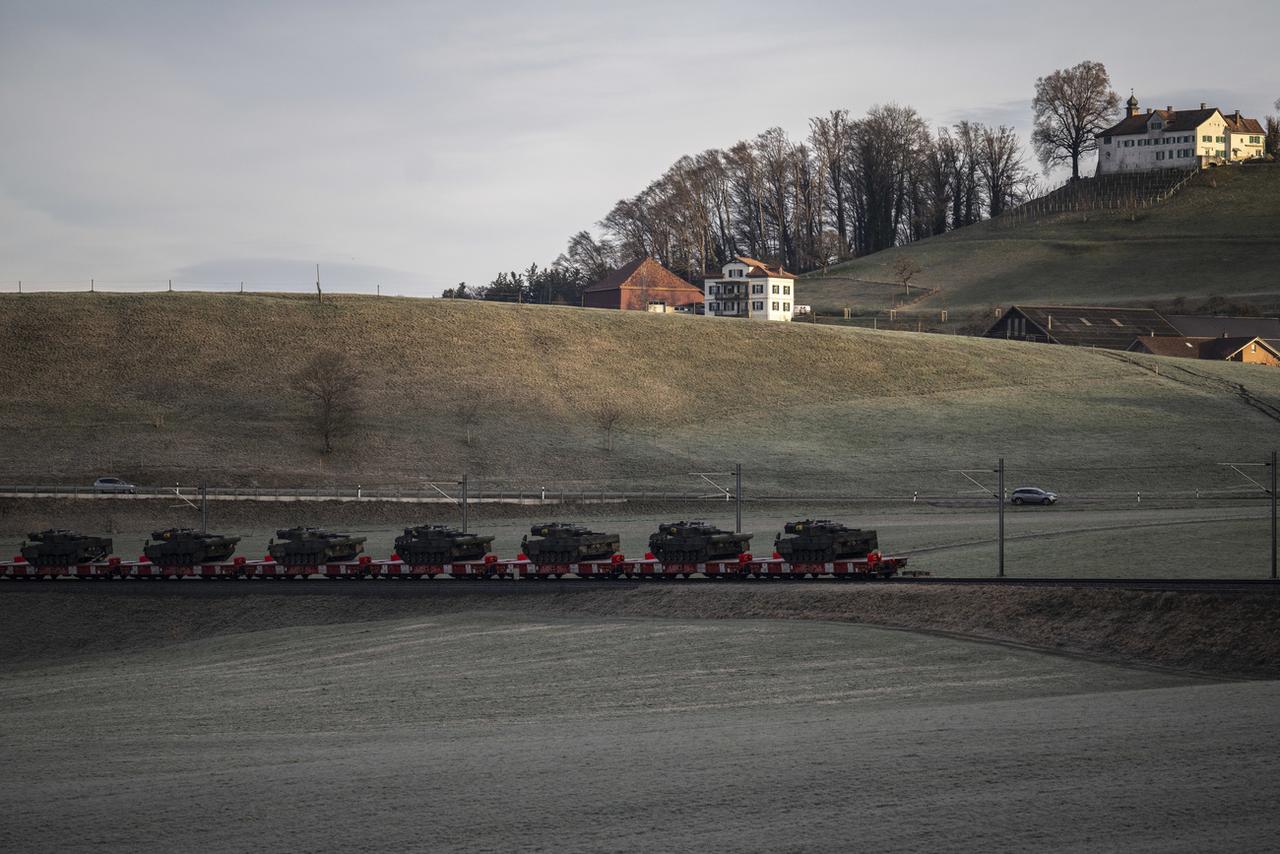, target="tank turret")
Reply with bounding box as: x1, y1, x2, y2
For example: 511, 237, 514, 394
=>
647, 521, 751, 564
143, 528, 241, 567
395, 525, 494, 566
774, 519, 879, 563
20, 529, 113, 566
521, 523, 619, 566
267, 527, 366, 566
